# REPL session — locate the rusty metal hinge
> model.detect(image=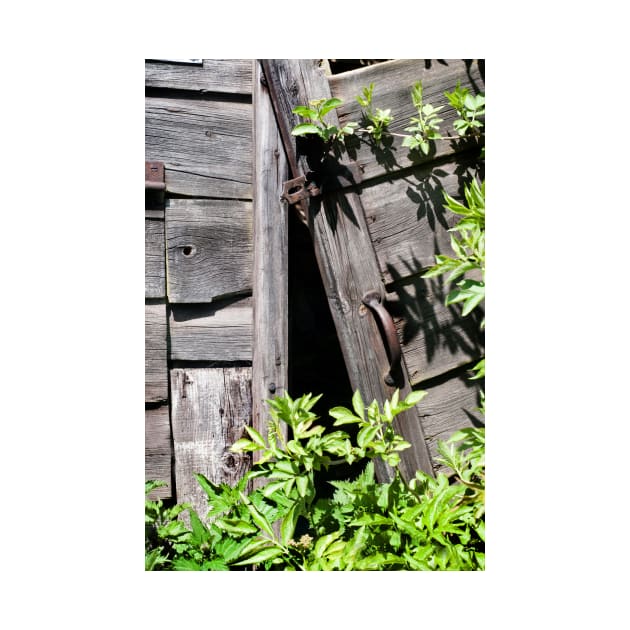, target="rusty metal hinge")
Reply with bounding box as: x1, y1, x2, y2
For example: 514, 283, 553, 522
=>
146, 161, 166, 191
281, 161, 363, 205
281, 175, 320, 204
